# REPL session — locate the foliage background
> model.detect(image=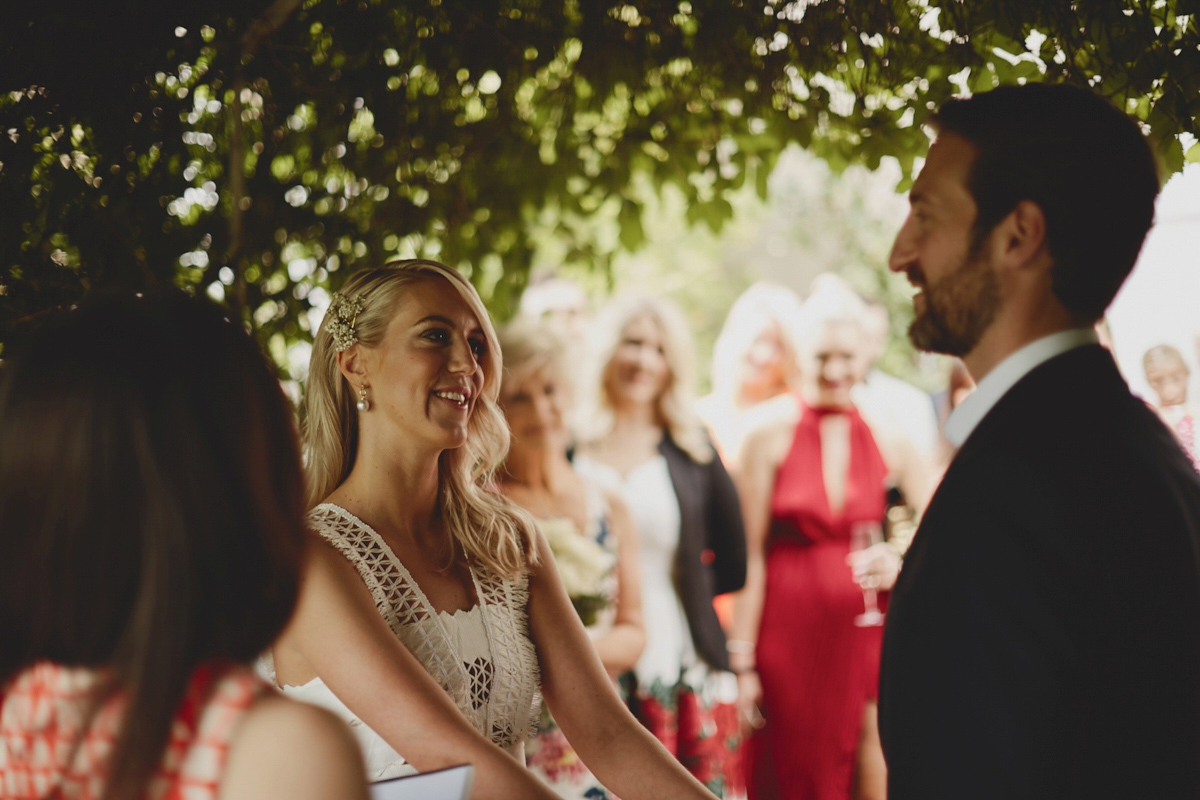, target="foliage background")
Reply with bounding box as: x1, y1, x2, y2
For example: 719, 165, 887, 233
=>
3, 0, 1198, 388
